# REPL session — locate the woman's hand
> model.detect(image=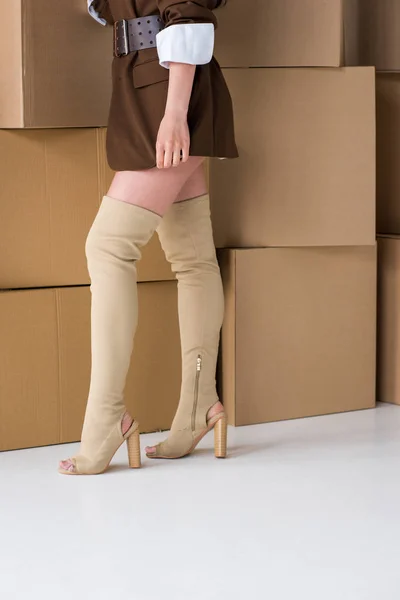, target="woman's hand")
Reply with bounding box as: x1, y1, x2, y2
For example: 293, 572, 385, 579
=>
156, 62, 196, 169
156, 108, 190, 169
